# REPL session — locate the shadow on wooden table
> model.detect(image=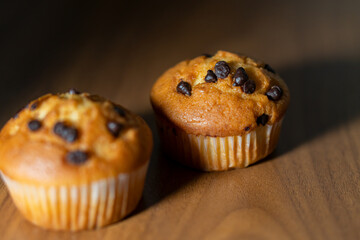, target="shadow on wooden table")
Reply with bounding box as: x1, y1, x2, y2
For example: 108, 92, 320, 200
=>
272, 57, 360, 156
131, 112, 202, 215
